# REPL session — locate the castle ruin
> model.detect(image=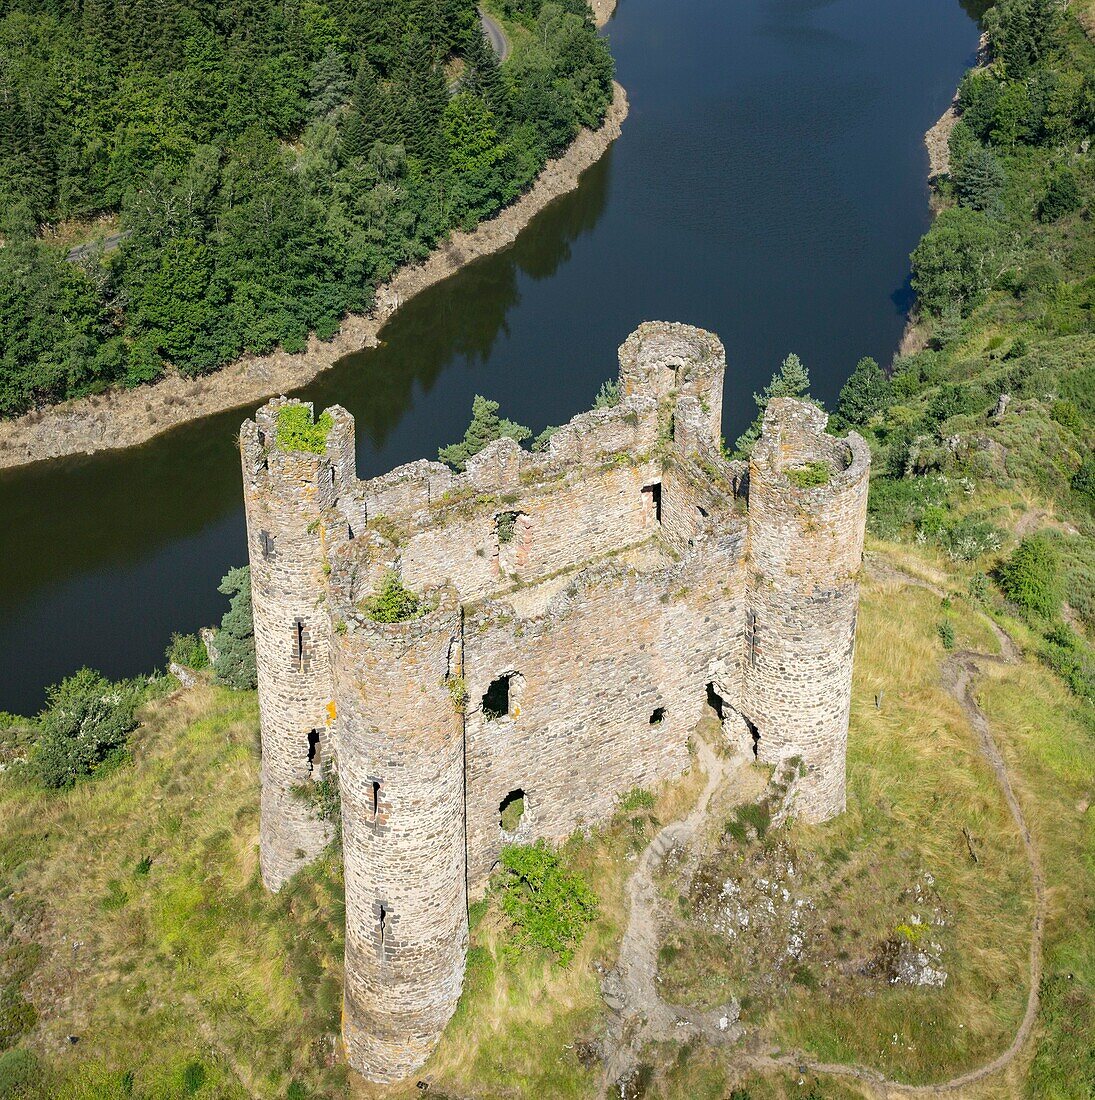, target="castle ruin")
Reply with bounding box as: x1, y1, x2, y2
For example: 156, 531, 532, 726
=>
240, 322, 870, 1083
